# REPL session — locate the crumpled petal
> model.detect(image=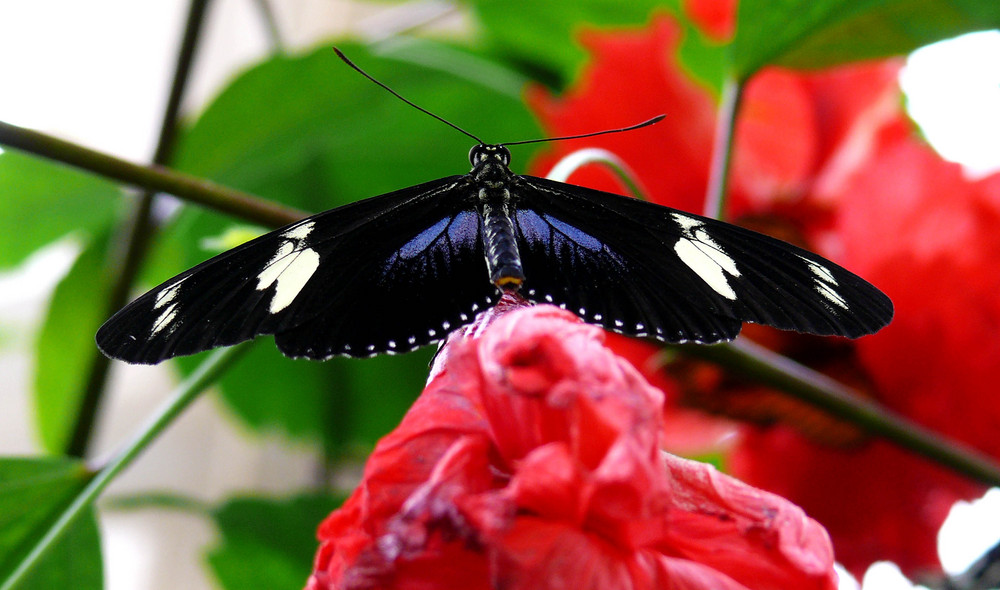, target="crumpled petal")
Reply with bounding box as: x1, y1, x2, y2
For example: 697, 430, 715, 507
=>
307, 301, 838, 590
